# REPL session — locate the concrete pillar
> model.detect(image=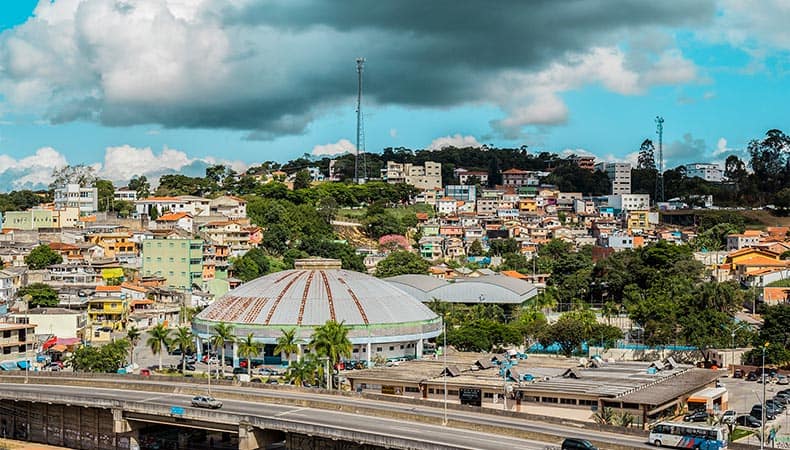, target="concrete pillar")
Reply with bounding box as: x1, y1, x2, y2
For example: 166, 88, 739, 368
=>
366, 341, 372, 367
416, 338, 424, 359
178, 431, 189, 450
296, 343, 302, 363
238, 424, 284, 450
232, 341, 239, 367
112, 409, 132, 434
195, 336, 203, 360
